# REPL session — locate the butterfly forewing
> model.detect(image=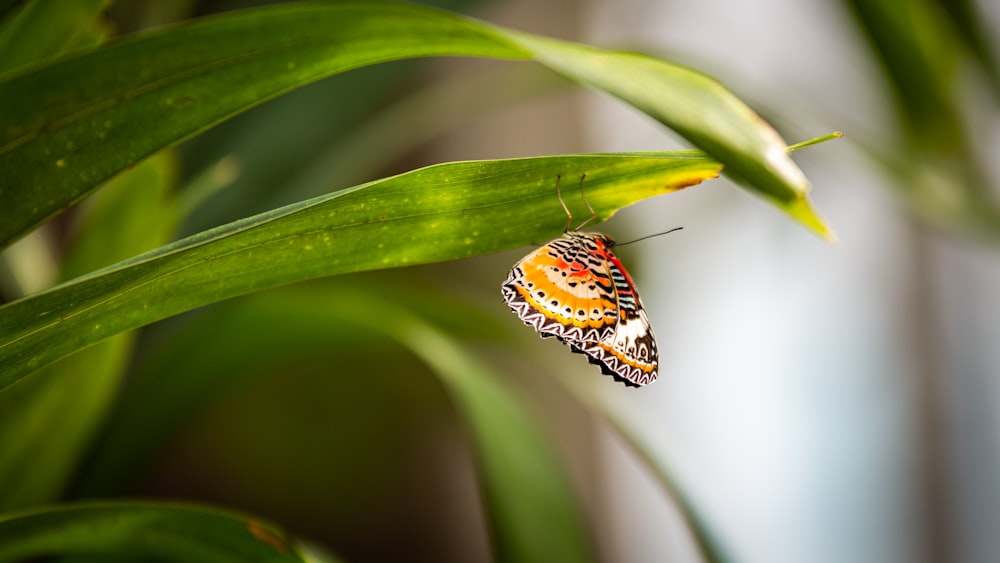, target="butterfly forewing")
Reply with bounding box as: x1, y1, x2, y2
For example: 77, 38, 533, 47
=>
502, 231, 659, 387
